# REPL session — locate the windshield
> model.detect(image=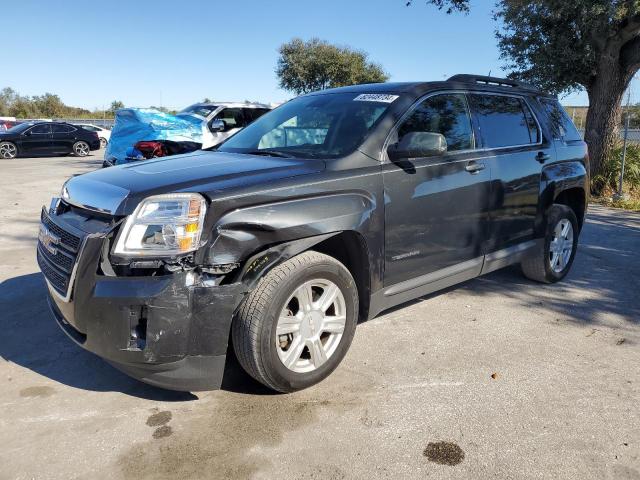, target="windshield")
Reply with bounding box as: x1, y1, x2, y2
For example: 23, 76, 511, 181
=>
178, 104, 218, 118
217, 93, 394, 159
6, 123, 32, 133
